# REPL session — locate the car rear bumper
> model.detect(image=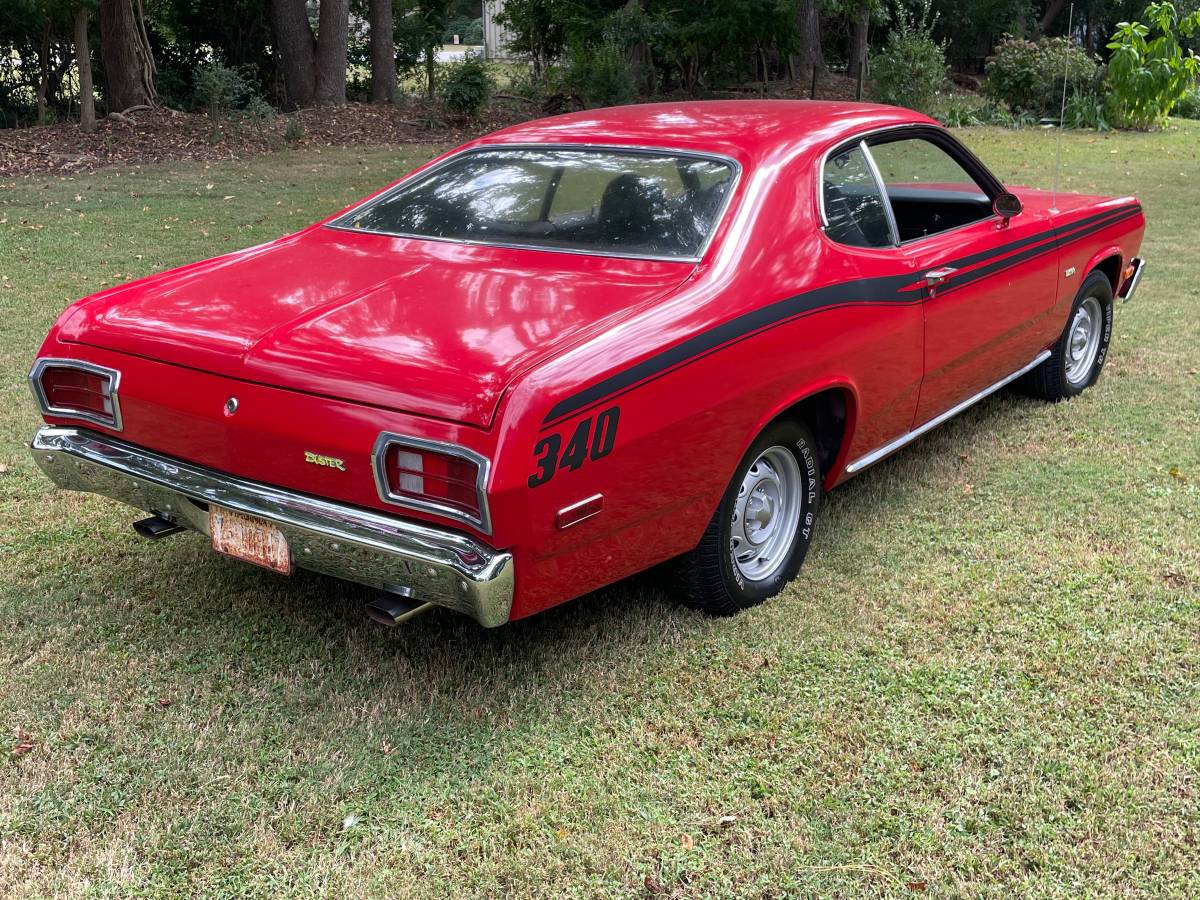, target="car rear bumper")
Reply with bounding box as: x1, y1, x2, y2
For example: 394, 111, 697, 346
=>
29, 427, 514, 627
